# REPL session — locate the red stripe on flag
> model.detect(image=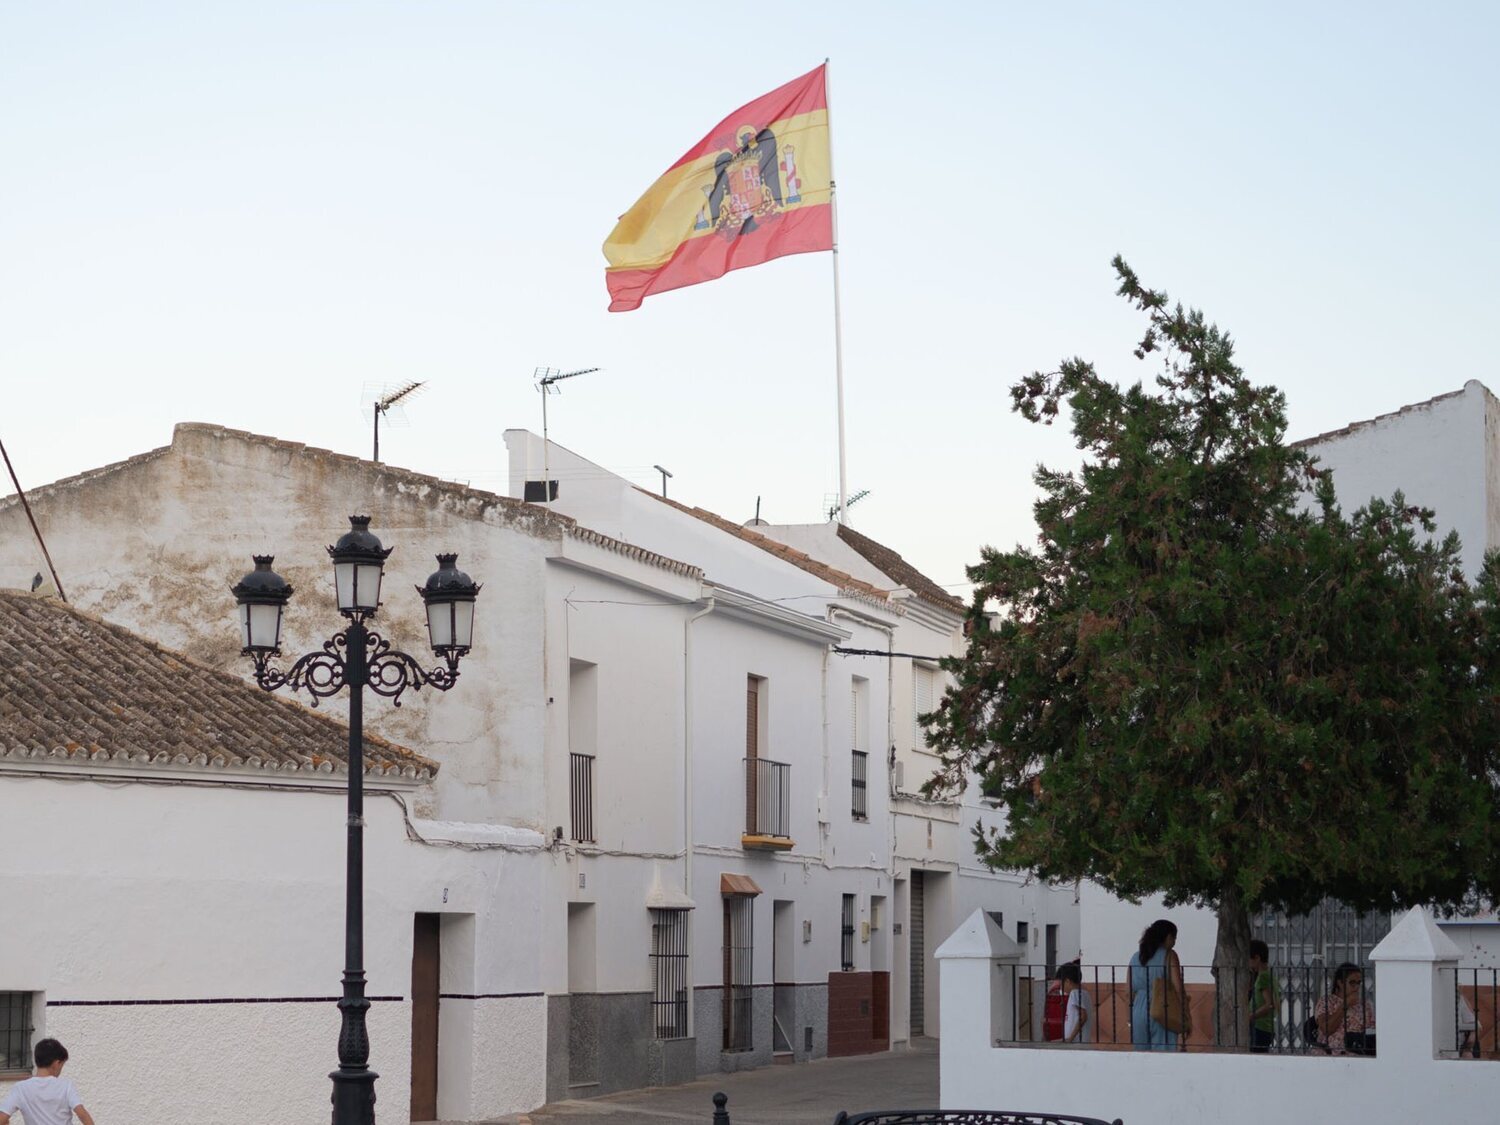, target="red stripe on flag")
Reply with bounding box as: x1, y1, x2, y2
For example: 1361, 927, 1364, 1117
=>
663, 65, 826, 173
606, 203, 832, 312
